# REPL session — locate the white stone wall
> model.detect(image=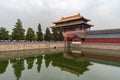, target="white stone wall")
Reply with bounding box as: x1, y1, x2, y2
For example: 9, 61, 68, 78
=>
0, 42, 65, 52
